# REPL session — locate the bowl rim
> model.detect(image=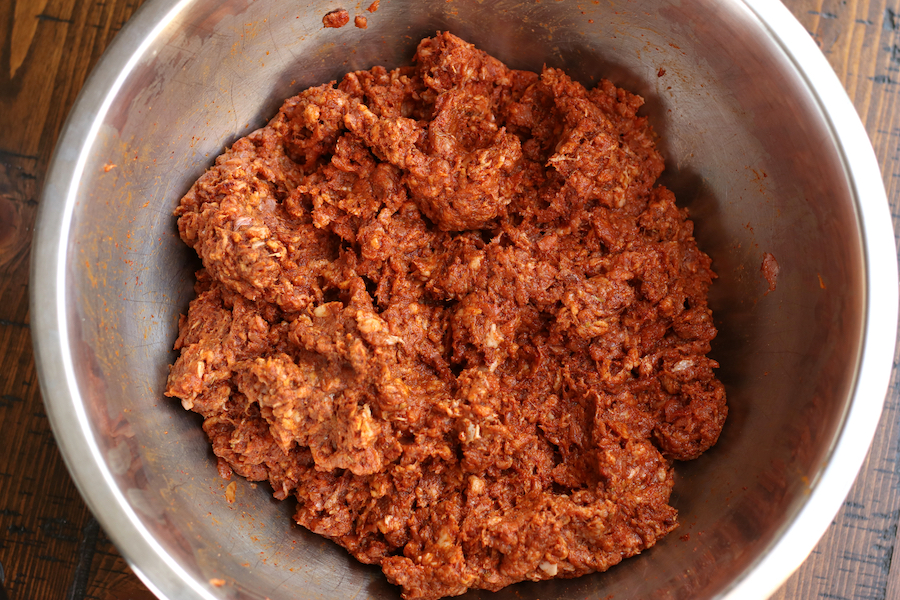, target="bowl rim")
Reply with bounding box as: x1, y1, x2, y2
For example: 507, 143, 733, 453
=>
29, 0, 899, 599
719, 0, 898, 597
